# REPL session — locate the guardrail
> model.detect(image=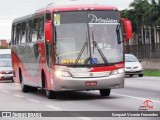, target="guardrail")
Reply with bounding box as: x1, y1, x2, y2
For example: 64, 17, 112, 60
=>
124, 43, 160, 59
